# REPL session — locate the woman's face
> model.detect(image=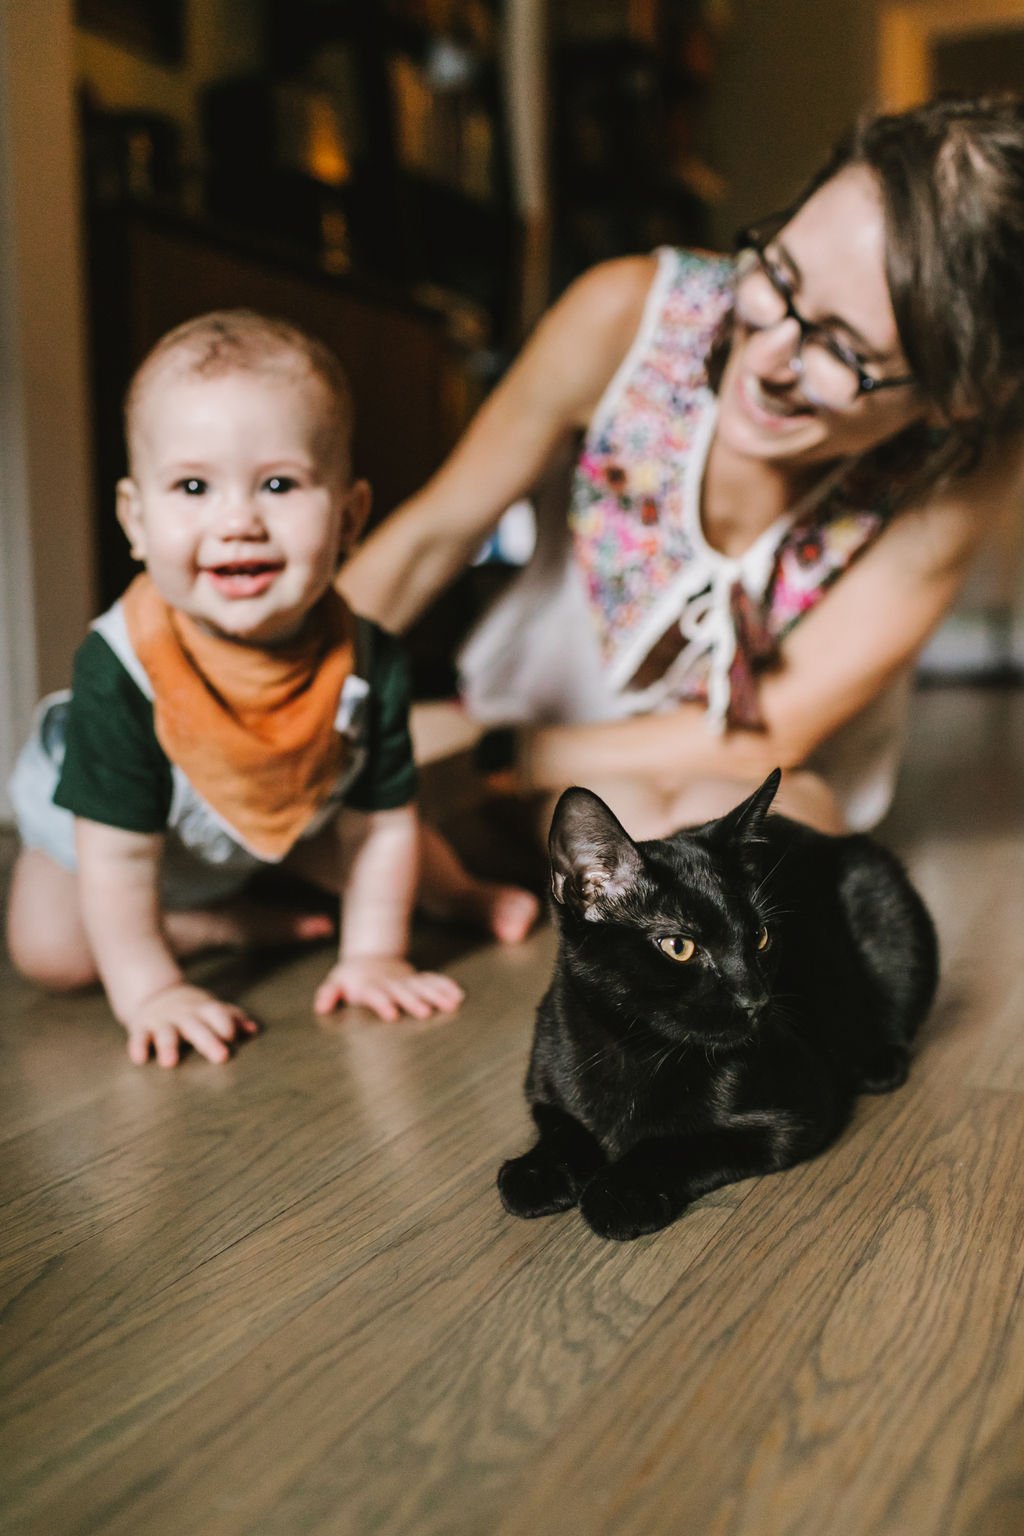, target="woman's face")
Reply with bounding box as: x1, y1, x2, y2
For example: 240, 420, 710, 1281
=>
716, 166, 928, 469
